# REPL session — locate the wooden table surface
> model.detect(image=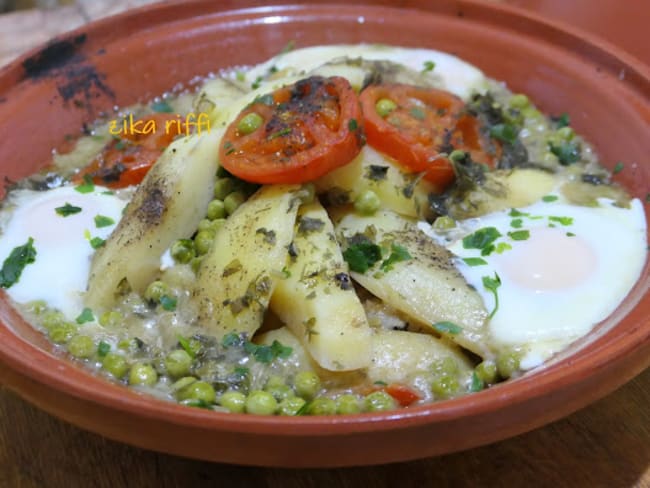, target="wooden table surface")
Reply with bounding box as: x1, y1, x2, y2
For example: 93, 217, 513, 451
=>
1, 1, 649, 486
